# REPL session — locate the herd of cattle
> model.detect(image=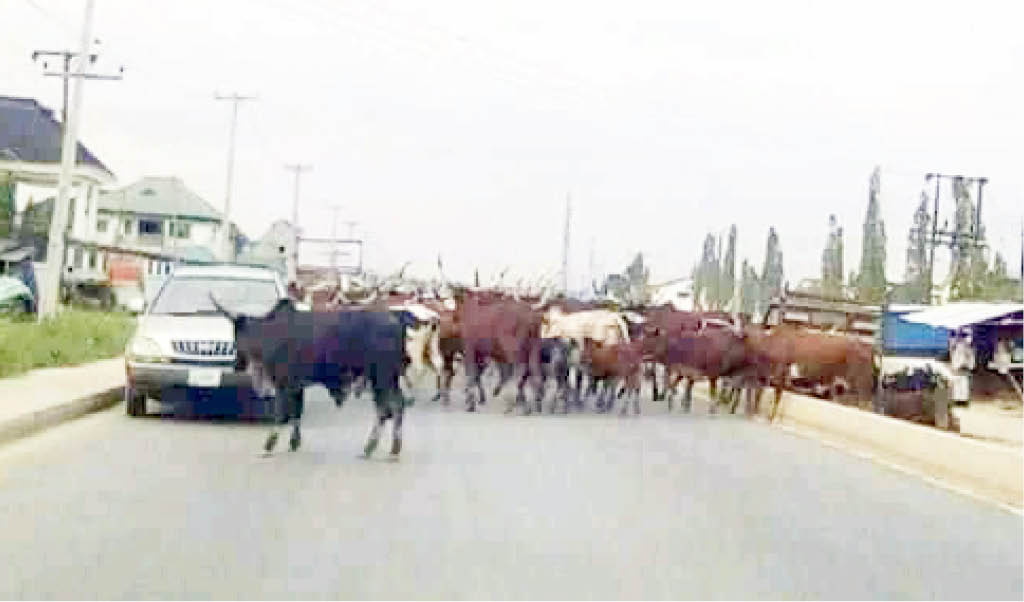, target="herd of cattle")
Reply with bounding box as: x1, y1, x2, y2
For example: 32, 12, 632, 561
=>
210, 275, 877, 459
